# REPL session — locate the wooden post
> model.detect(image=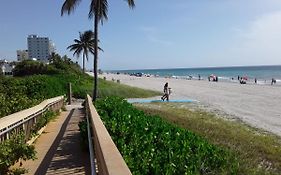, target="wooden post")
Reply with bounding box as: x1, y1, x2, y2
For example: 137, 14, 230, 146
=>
68, 82, 72, 105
